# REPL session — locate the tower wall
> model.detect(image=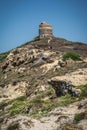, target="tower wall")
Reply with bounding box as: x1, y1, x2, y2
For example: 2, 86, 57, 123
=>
39, 22, 53, 38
